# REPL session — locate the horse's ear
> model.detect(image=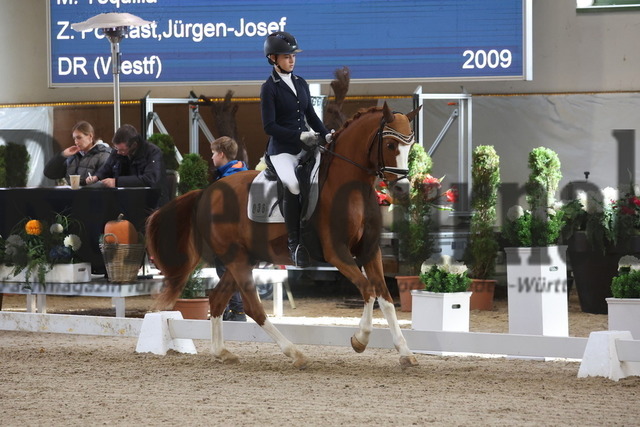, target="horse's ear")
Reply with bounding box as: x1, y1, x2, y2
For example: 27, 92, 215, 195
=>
405, 105, 422, 123
382, 102, 395, 123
